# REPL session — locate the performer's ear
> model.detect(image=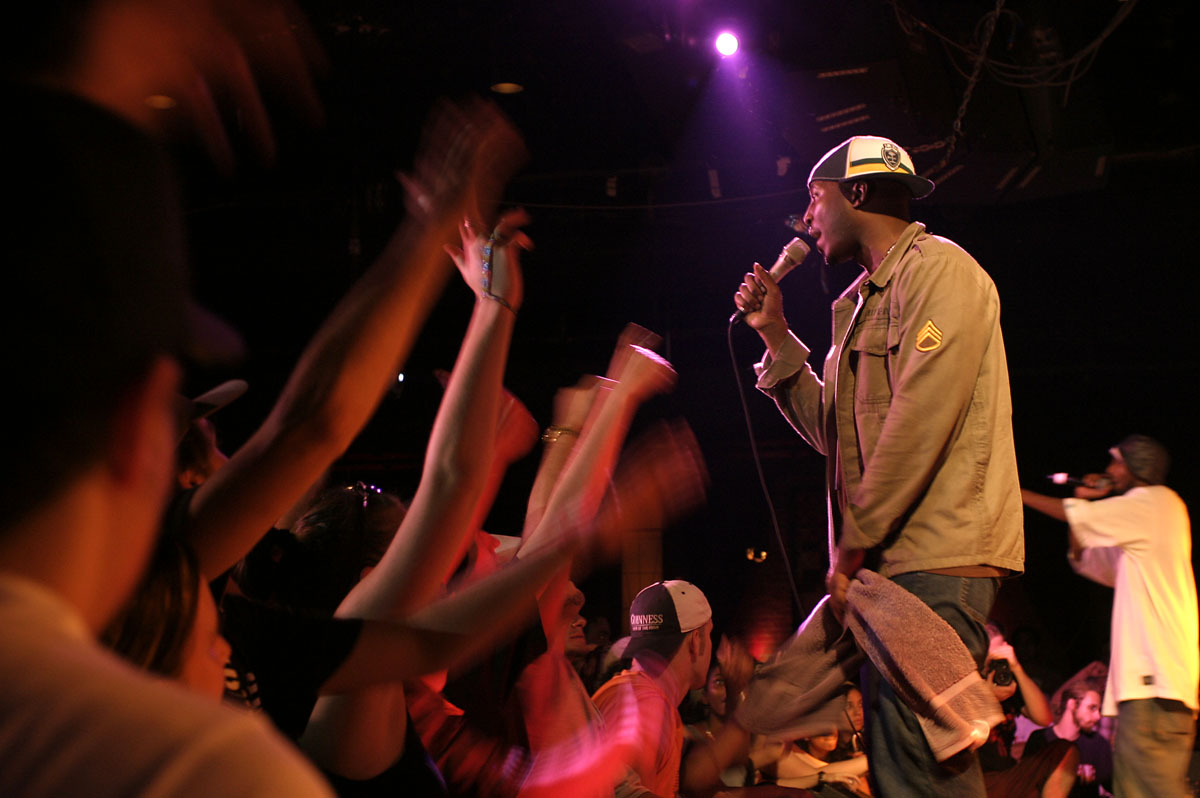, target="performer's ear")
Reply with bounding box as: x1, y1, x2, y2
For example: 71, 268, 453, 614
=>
847, 181, 870, 208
